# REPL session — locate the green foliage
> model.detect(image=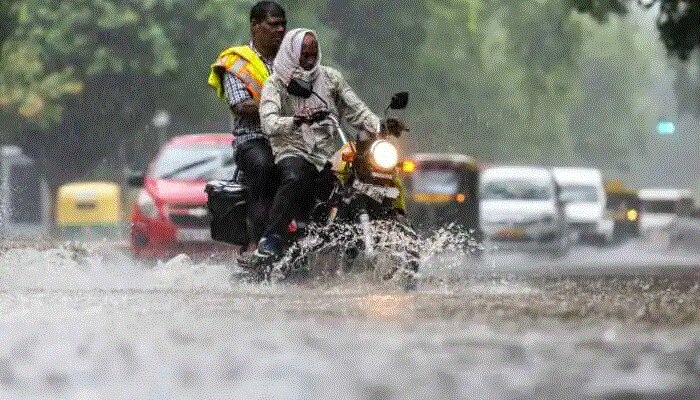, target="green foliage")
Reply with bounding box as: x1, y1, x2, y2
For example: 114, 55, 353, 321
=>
570, 13, 662, 171
2, 1, 156, 130
0, 0, 693, 187
334, 0, 585, 164
0, 39, 82, 126
652, 0, 699, 60
569, 0, 700, 59
0, 0, 247, 186
567, 0, 628, 22
0, 0, 18, 54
